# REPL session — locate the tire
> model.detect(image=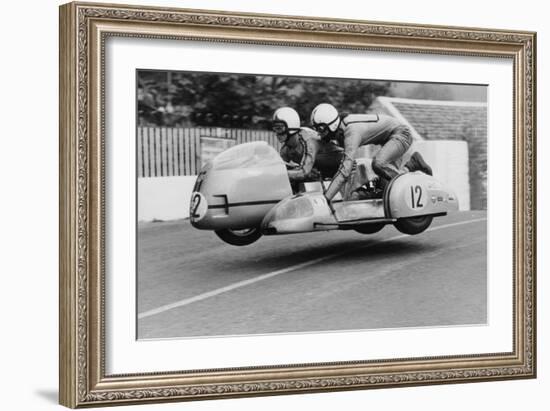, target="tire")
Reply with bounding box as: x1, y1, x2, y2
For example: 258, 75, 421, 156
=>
394, 216, 433, 235
354, 223, 385, 234
215, 227, 262, 246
